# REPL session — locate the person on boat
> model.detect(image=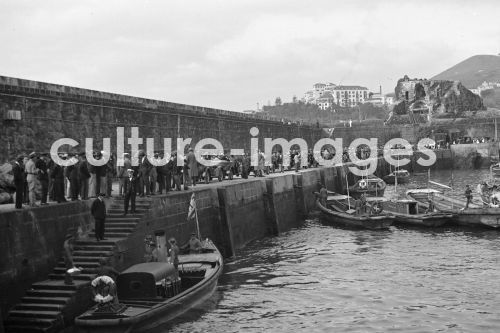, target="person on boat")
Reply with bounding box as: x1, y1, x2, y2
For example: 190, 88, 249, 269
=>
464, 185, 473, 209
96, 258, 119, 281
478, 181, 490, 207
490, 186, 500, 206
168, 237, 180, 270
181, 233, 203, 254
91, 275, 119, 306
425, 198, 436, 213
359, 193, 367, 214
319, 185, 328, 207
354, 197, 361, 215
144, 238, 156, 262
